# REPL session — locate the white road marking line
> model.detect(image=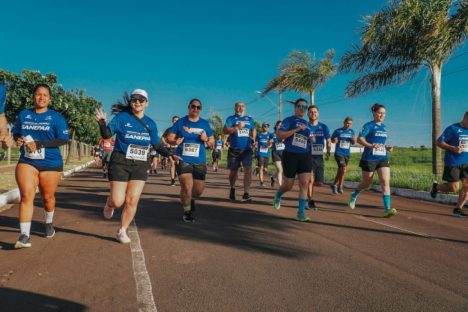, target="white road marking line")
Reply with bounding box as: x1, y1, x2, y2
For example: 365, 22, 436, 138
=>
128, 220, 158, 312
354, 215, 443, 242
